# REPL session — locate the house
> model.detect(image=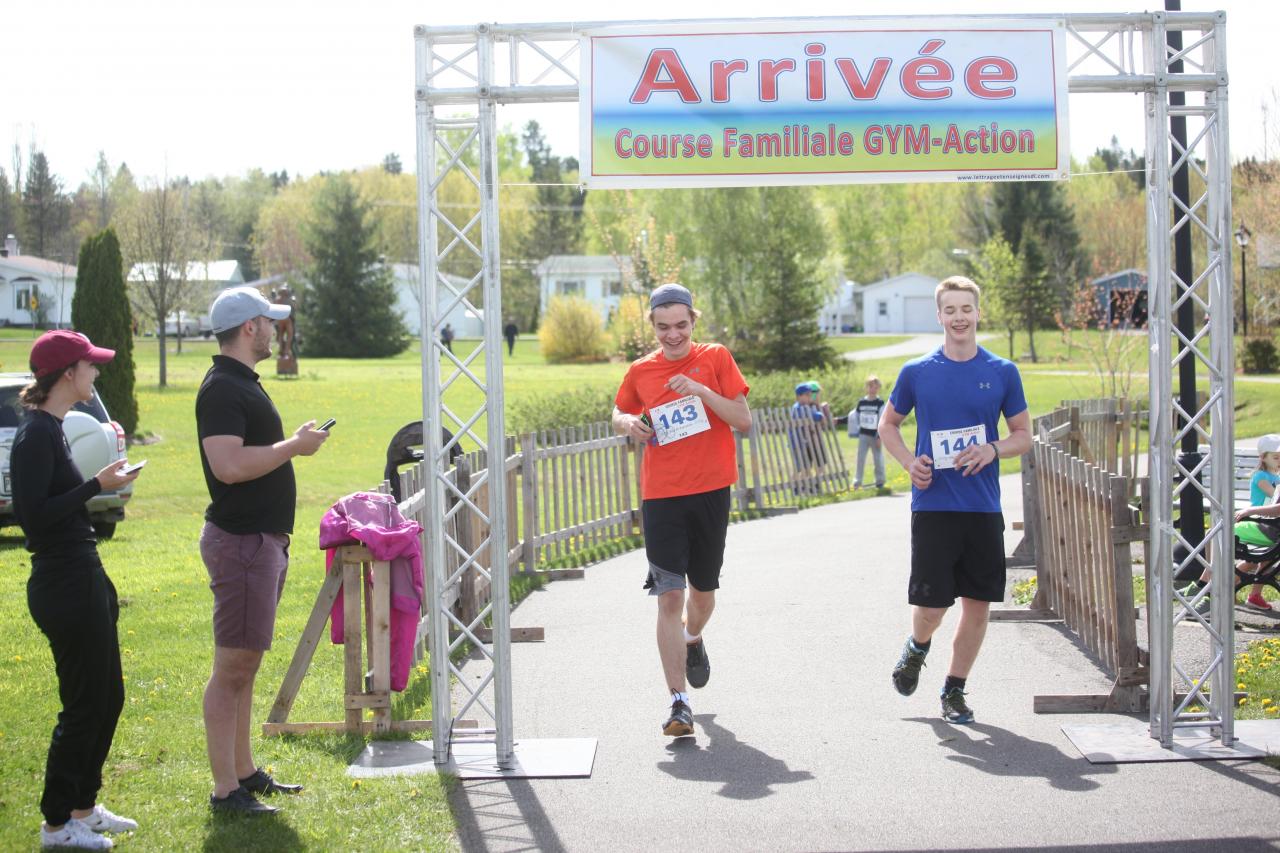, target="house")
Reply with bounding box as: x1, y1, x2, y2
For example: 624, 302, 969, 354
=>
128, 259, 245, 293
1091, 269, 1148, 327
859, 272, 942, 333
535, 255, 630, 322
0, 235, 77, 328
389, 264, 484, 338
818, 279, 860, 334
